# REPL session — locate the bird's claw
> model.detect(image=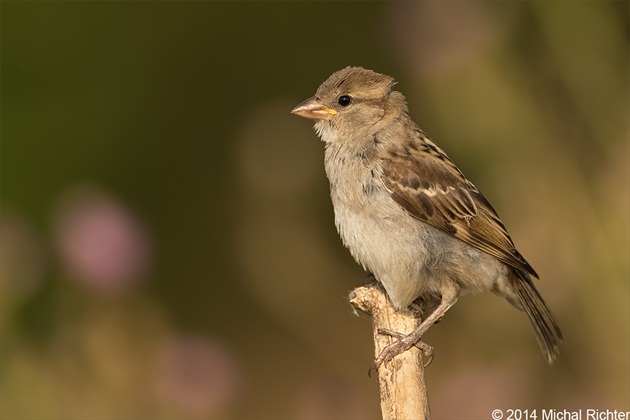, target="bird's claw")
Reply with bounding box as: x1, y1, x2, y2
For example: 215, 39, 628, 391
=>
368, 328, 434, 376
